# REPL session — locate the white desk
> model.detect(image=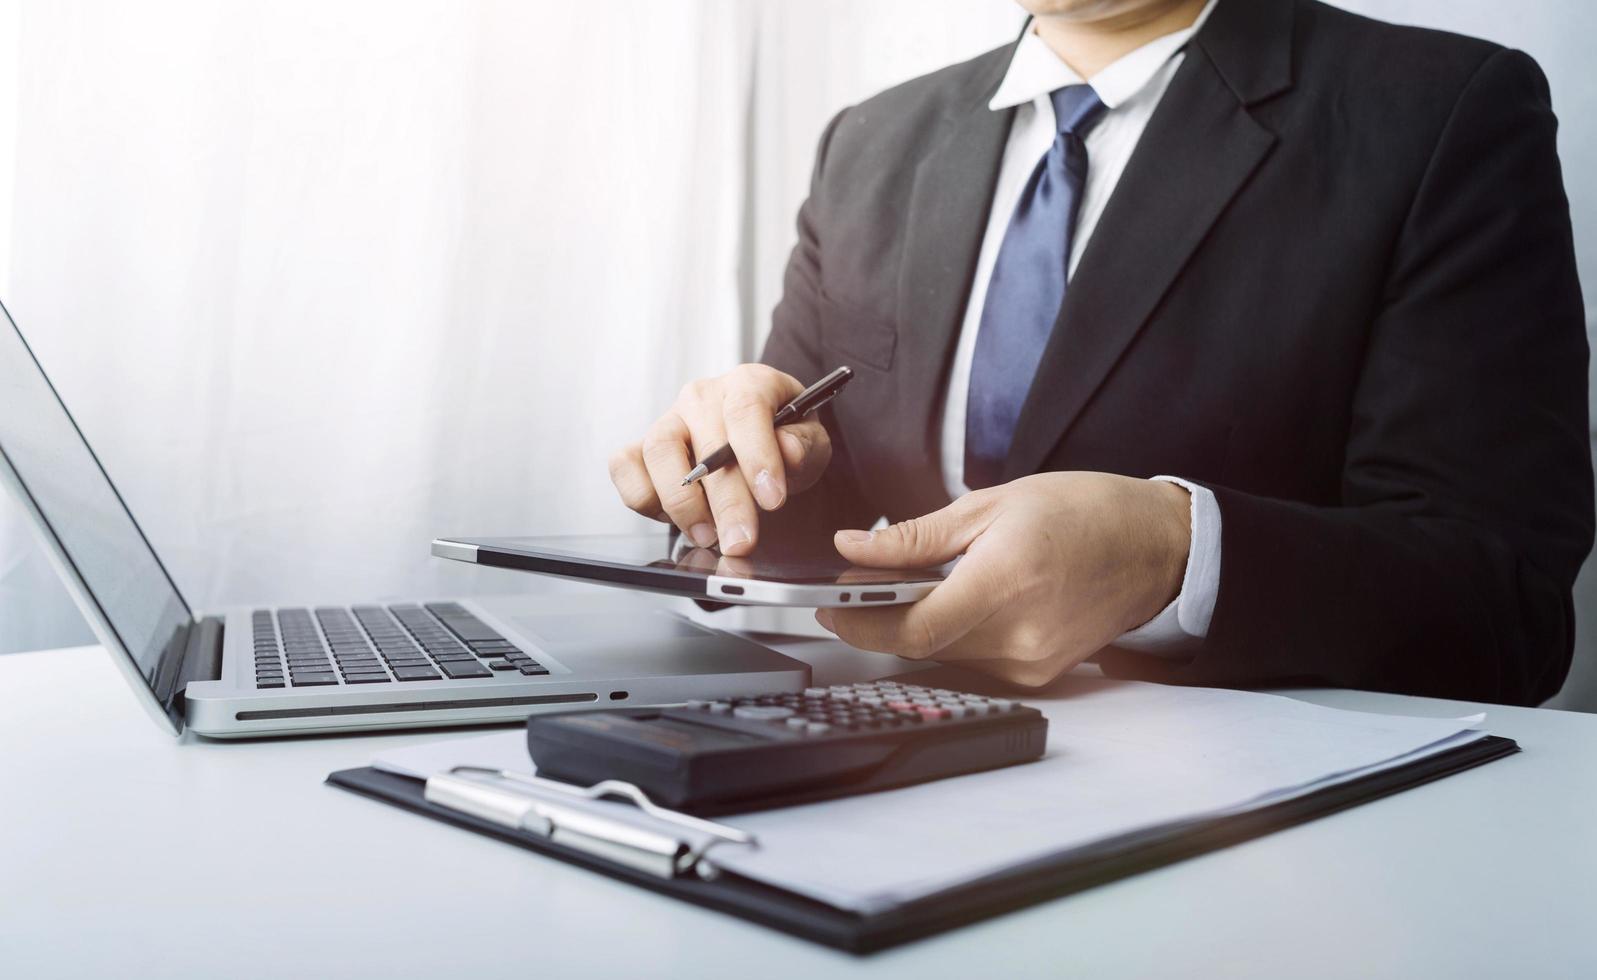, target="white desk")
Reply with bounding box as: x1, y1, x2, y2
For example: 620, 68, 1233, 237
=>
2, 640, 1594, 979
